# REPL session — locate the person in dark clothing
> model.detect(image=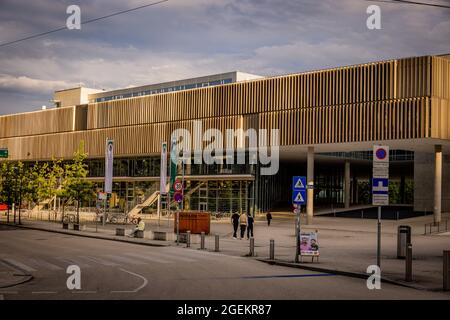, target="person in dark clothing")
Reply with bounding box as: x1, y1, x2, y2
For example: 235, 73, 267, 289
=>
247, 214, 254, 239
266, 211, 272, 226
231, 212, 240, 239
